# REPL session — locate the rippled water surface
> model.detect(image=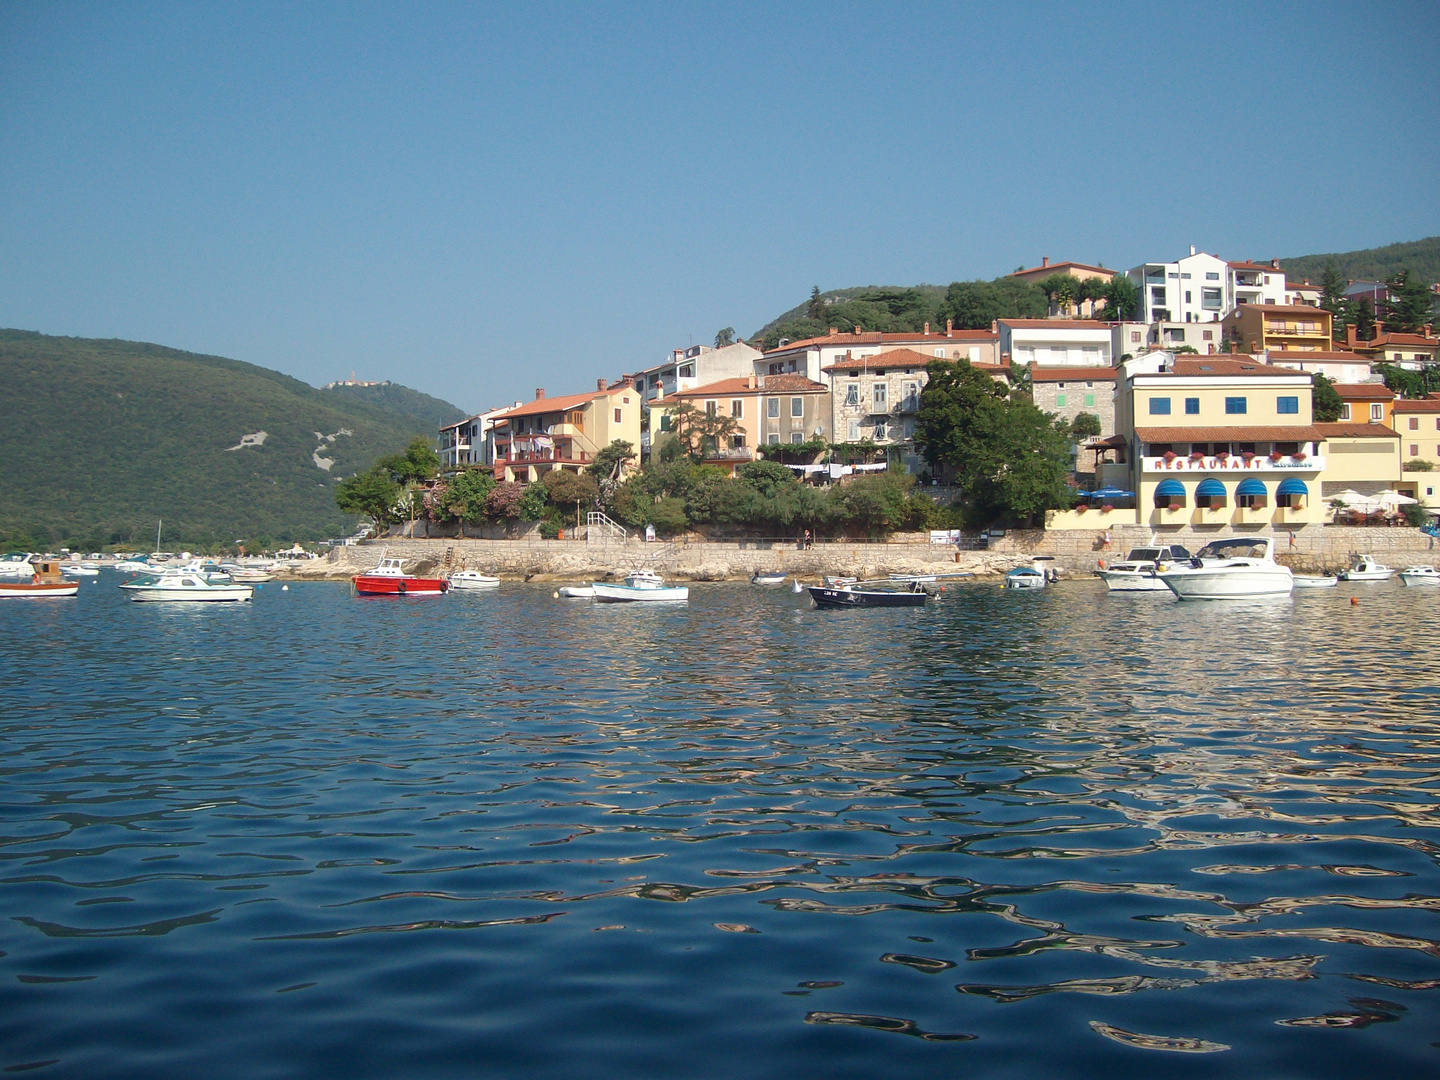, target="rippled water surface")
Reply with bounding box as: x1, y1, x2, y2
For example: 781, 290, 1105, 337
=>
3, 577, 1439, 1078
